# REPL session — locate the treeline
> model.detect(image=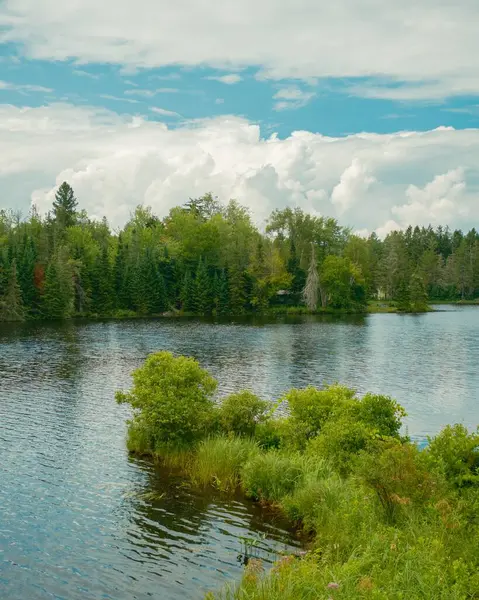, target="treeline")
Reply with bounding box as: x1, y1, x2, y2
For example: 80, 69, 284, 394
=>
0, 182, 478, 321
